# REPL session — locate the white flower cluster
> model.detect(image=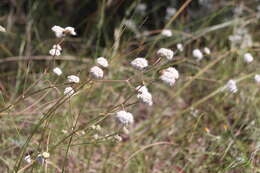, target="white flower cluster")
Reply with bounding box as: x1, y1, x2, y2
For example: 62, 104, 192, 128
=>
161, 29, 172, 37
157, 48, 174, 60
116, 110, 134, 125
90, 66, 104, 79
90, 57, 109, 79
96, 57, 109, 68
53, 67, 62, 76
160, 67, 179, 86
225, 79, 238, 93
64, 87, 75, 96
131, 57, 148, 70
67, 75, 80, 83
49, 44, 62, 56
243, 53, 254, 63
255, 74, 260, 84
177, 43, 184, 52
0, 25, 6, 32
51, 25, 76, 38
64, 75, 79, 97
192, 49, 203, 61
136, 85, 153, 106
203, 47, 211, 55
